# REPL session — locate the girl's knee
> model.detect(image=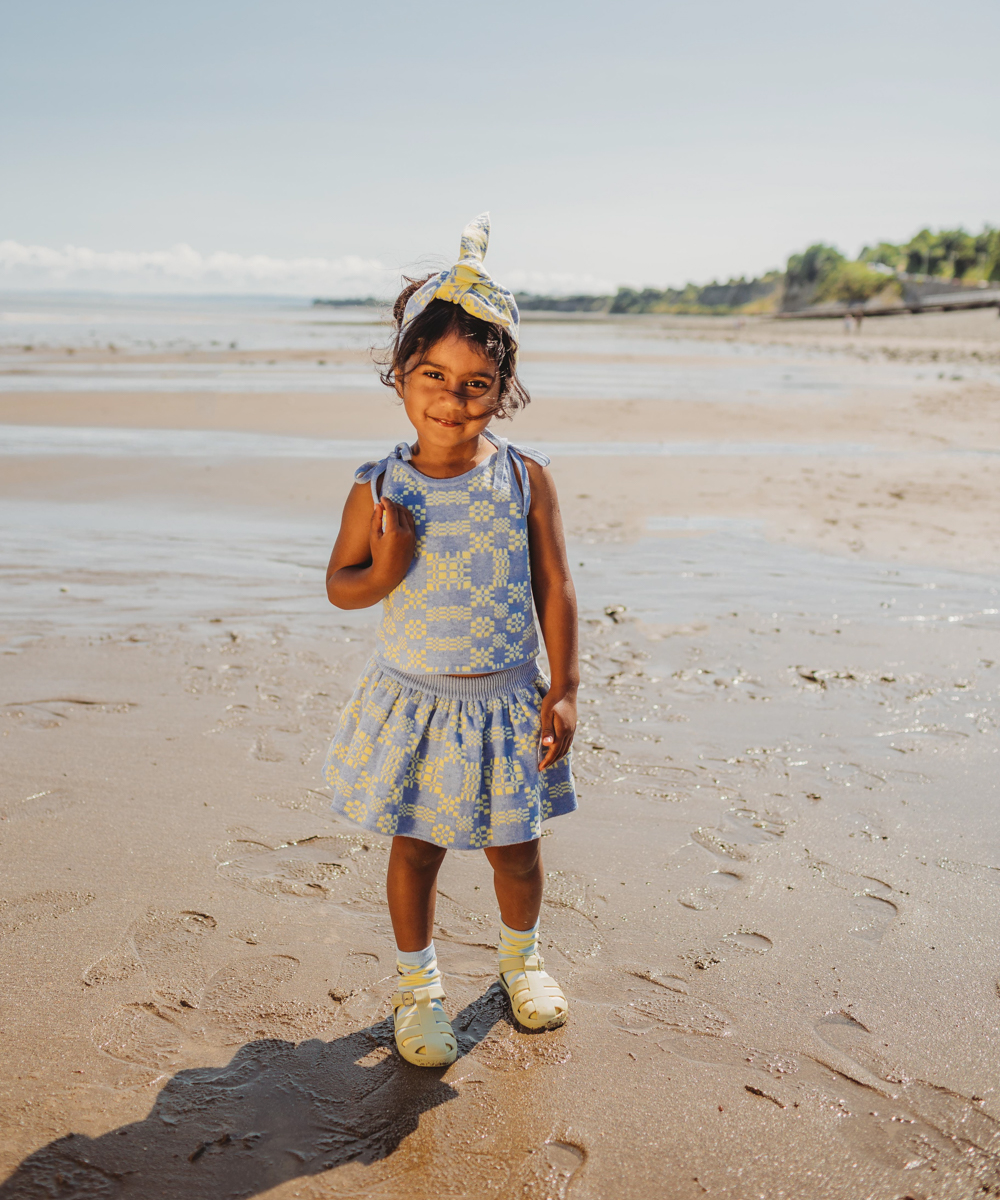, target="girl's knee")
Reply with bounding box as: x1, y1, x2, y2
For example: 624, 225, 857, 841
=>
392, 836, 447, 871
487, 839, 541, 878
